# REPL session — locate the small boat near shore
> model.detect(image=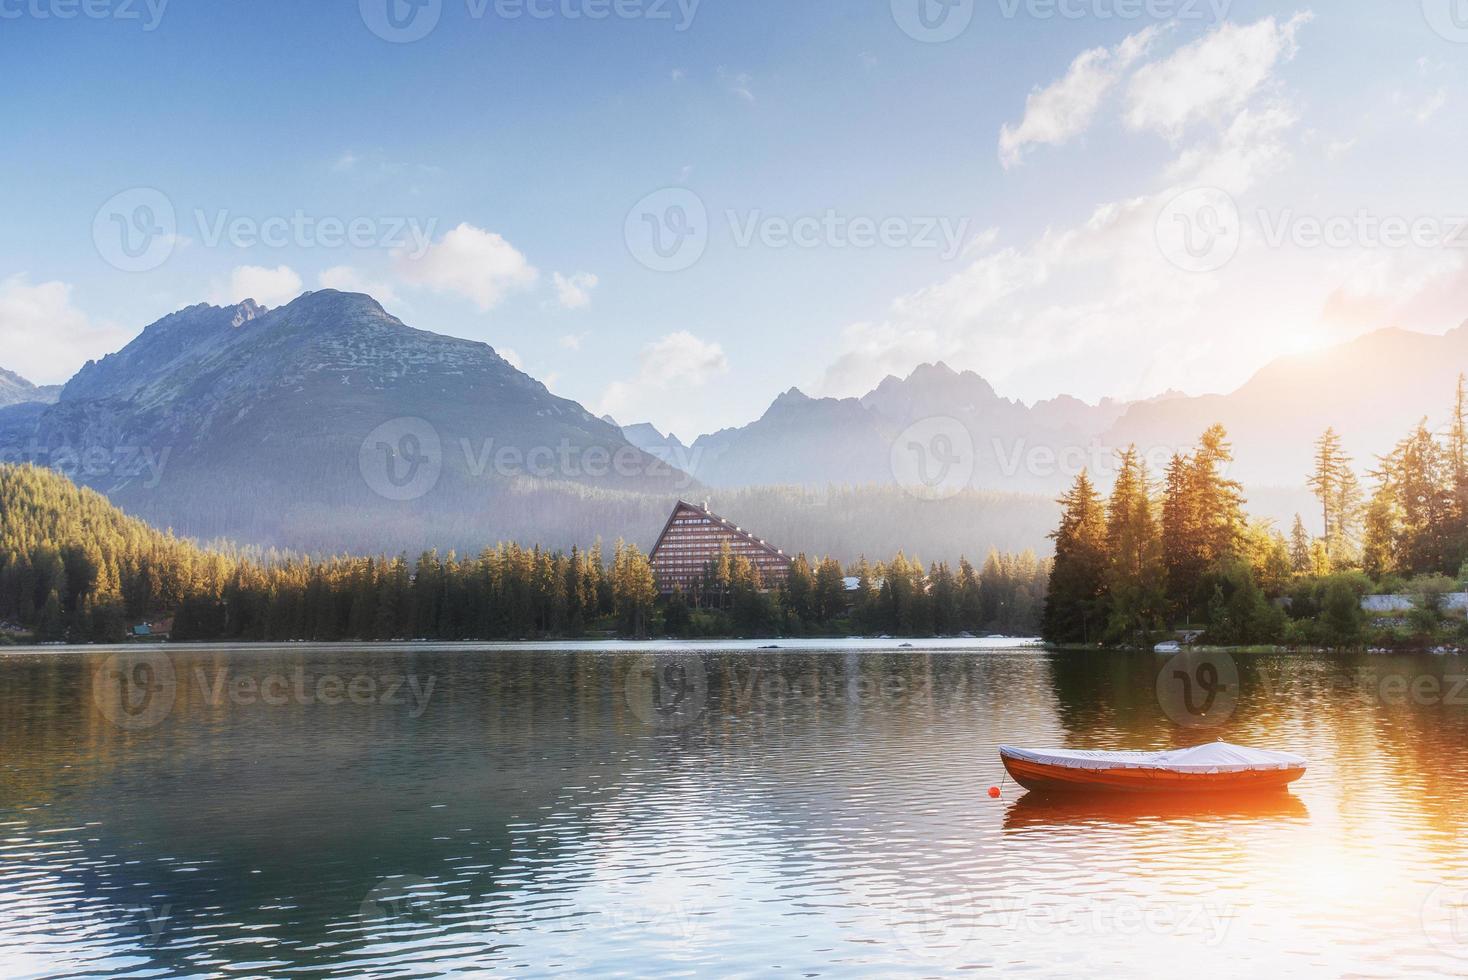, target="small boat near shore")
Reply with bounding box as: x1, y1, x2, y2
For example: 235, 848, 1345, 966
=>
999, 741, 1308, 795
